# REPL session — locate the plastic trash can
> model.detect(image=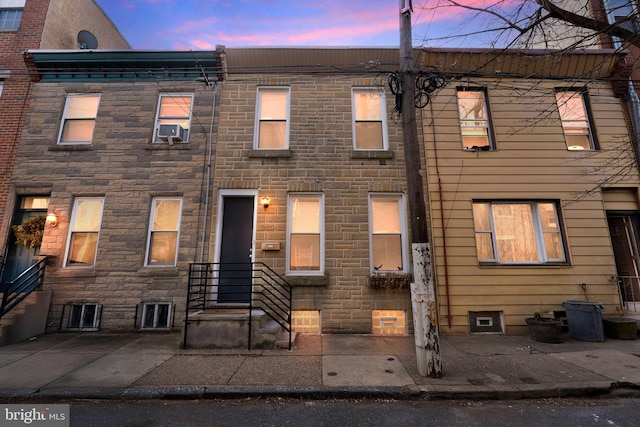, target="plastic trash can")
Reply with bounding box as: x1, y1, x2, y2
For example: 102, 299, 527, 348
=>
562, 300, 605, 342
